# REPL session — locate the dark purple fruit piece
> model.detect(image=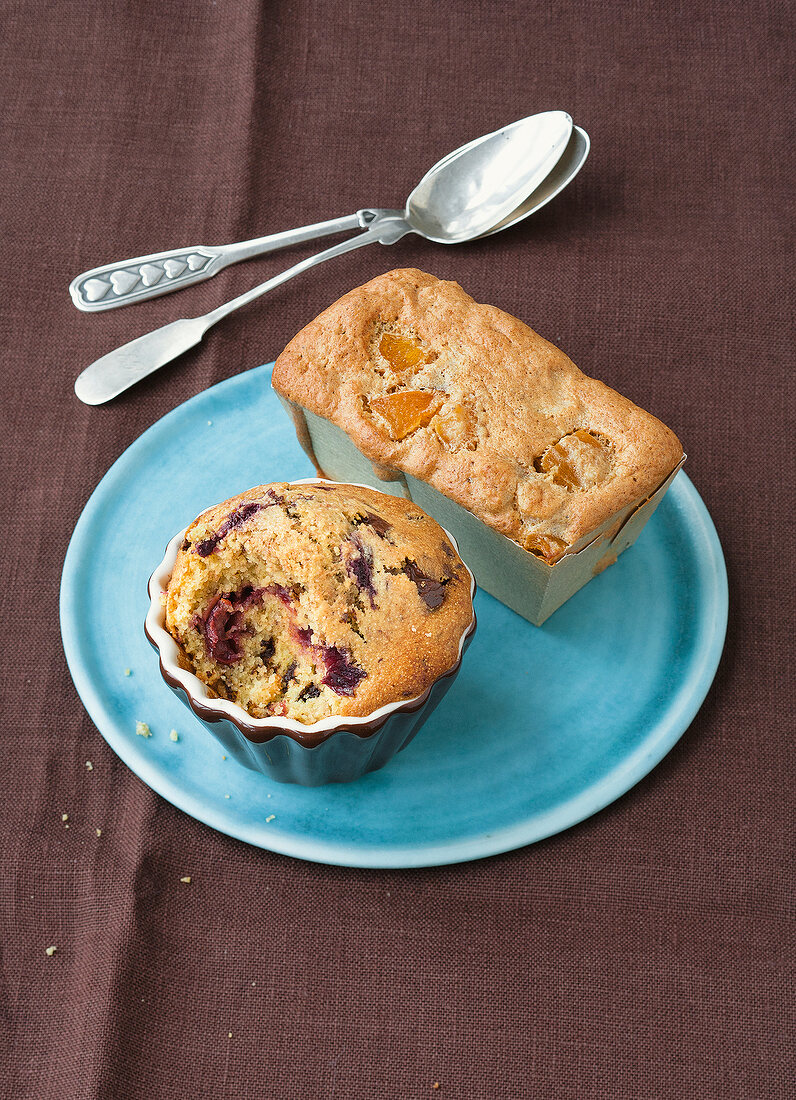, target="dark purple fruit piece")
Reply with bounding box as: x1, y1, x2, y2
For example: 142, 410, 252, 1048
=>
195, 502, 262, 556
194, 490, 284, 556
353, 511, 392, 538
402, 559, 448, 609
235, 585, 267, 610
297, 683, 321, 702
202, 595, 247, 665
281, 661, 297, 692
321, 645, 366, 696
345, 534, 376, 606
198, 587, 270, 665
